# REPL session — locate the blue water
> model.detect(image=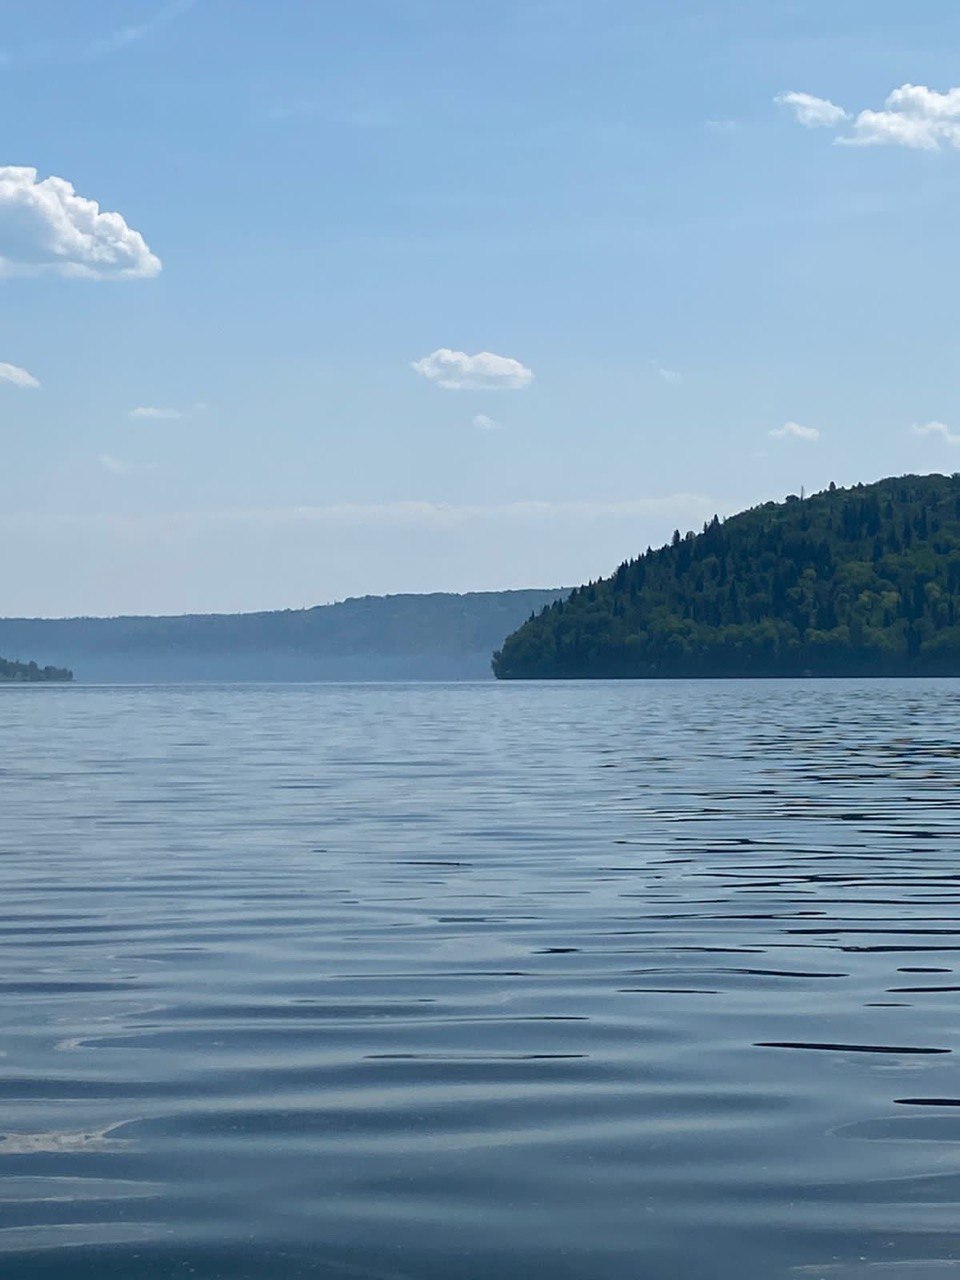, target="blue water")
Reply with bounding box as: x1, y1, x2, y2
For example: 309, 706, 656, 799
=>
2, 680, 960, 1279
